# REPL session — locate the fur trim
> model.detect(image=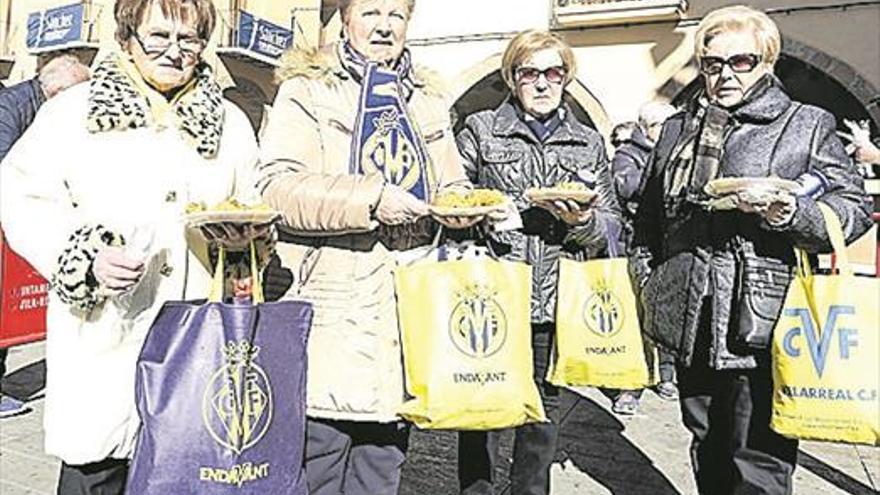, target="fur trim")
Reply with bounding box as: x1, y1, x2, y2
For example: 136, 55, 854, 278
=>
275, 44, 448, 97
51, 225, 123, 313
87, 55, 225, 159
